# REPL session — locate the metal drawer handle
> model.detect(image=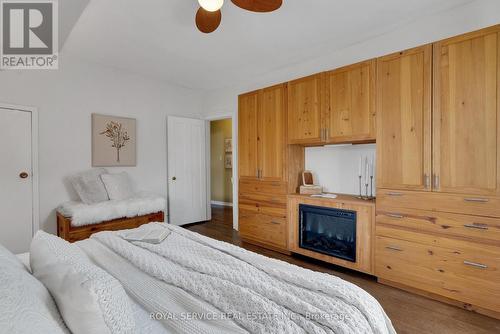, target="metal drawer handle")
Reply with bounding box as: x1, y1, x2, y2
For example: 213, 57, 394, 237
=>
386, 213, 404, 219
385, 246, 403, 252
463, 223, 489, 230
464, 198, 489, 203
269, 220, 281, 225
387, 192, 403, 197
463, 261, 488, 269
